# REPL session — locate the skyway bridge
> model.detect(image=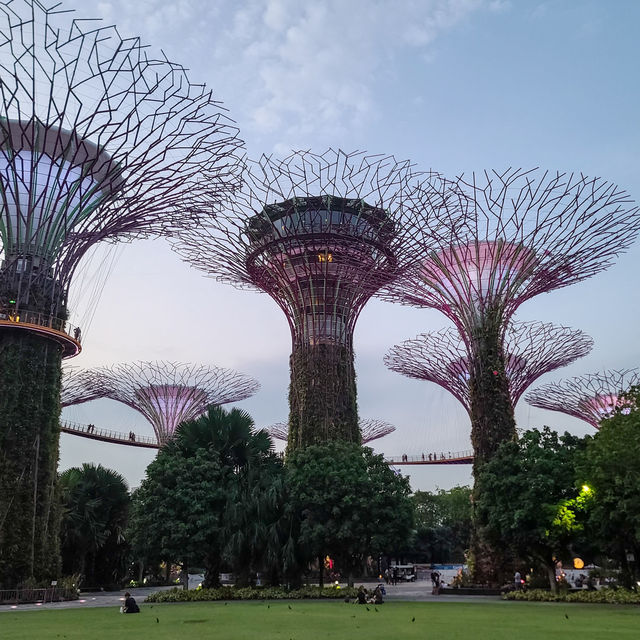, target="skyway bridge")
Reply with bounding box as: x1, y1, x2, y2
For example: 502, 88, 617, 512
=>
60, 420, 473, 464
